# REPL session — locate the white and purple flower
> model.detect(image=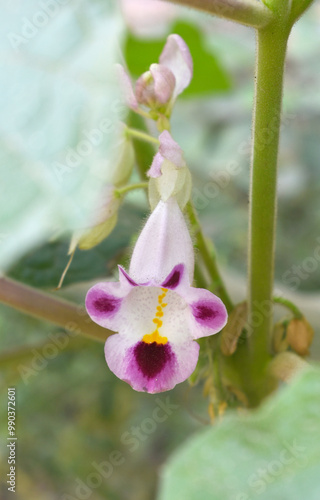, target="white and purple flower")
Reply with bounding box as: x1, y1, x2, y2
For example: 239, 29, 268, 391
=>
86, 198, 227, 393
117, 34, 193, 115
